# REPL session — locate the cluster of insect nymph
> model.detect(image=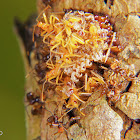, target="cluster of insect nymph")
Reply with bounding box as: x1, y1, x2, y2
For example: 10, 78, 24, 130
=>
26, 5, 136, 136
